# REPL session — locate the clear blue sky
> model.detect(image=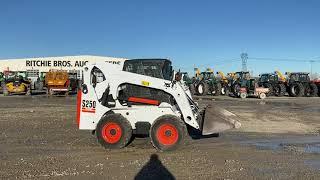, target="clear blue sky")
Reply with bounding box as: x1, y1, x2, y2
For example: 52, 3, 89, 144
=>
1, 0, 319, 75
